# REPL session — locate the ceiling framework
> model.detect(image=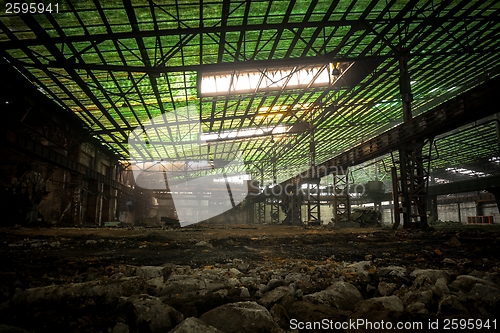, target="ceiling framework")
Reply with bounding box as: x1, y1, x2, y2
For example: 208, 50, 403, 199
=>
1, 0, 500, 185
